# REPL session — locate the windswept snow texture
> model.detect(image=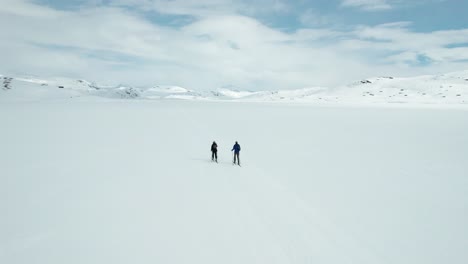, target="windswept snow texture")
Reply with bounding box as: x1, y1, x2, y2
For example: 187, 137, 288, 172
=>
1, 100, 468, 264
1, 70, 468, 105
